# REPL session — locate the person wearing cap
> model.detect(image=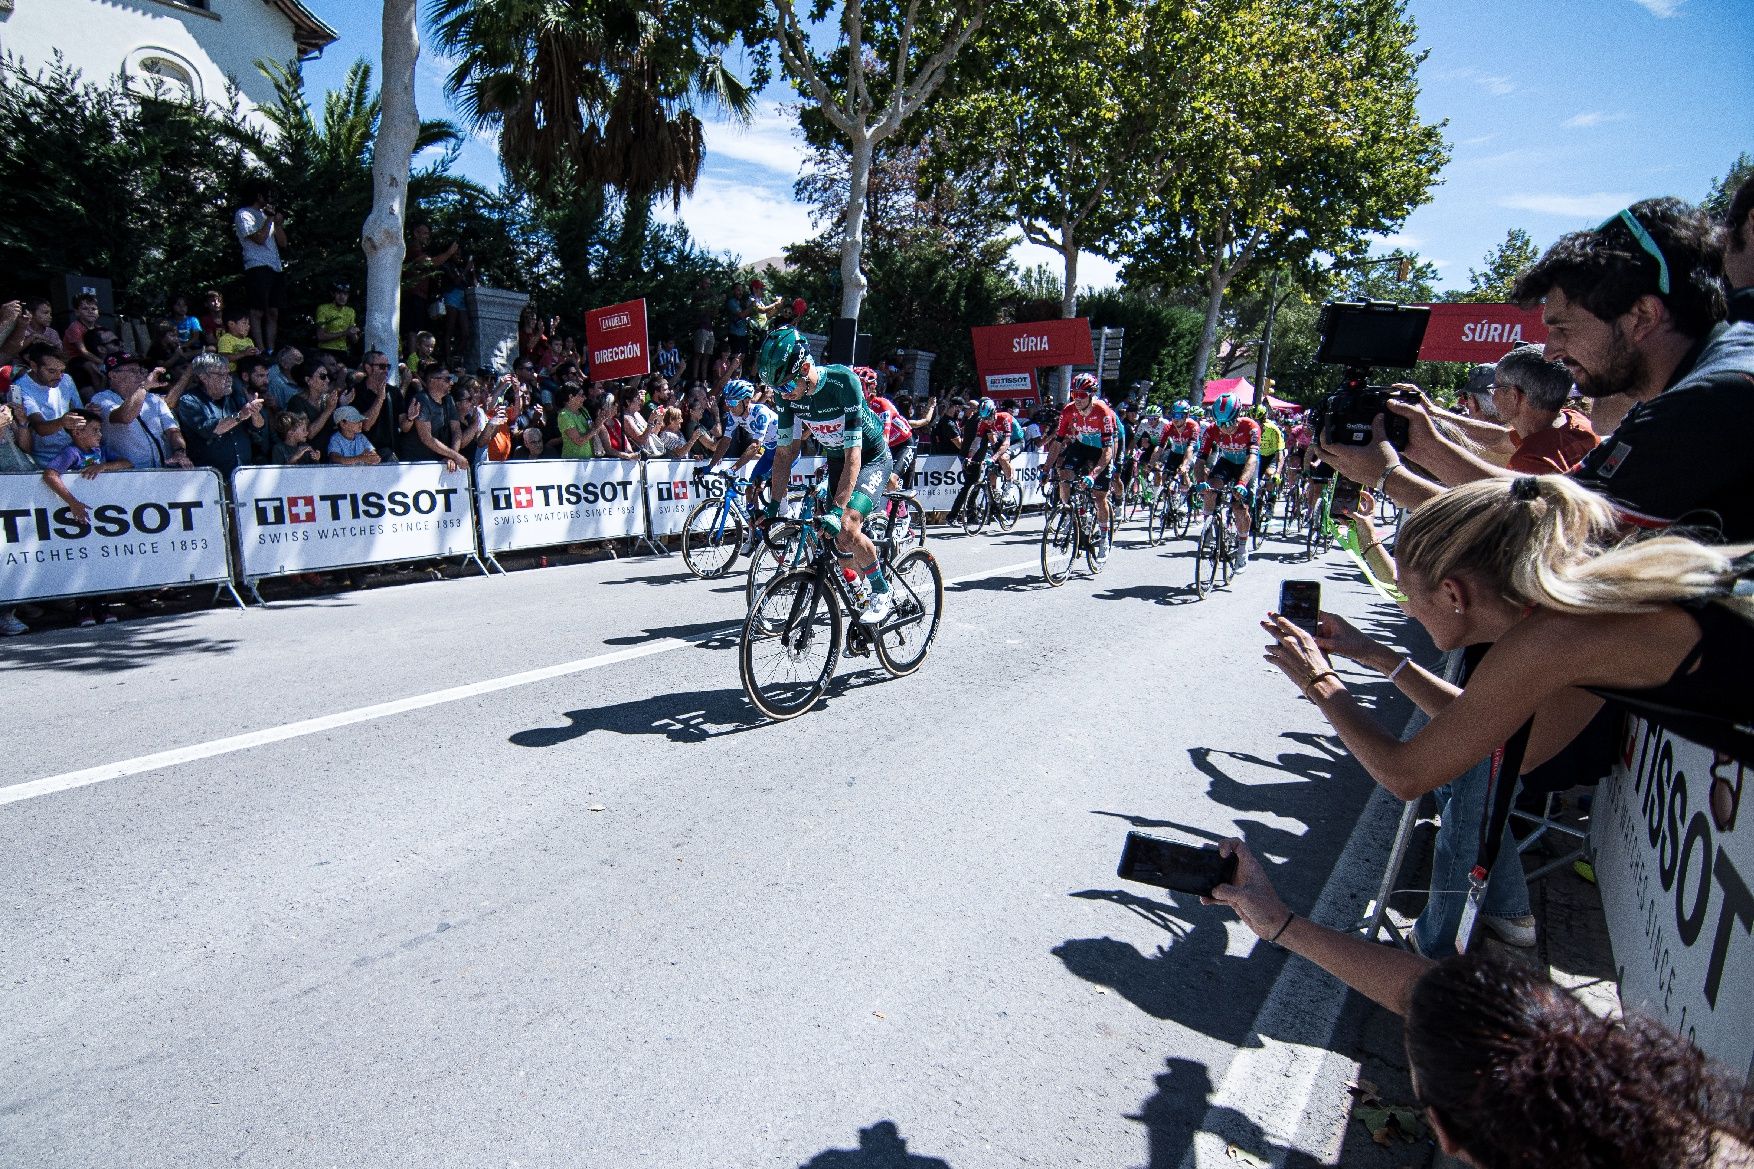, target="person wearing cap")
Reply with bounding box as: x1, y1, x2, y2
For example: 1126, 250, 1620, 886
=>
1453, 362, 1501, 421
90, 354, 191, 470
313, 282, 360, 357
326, 405, 380, 466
